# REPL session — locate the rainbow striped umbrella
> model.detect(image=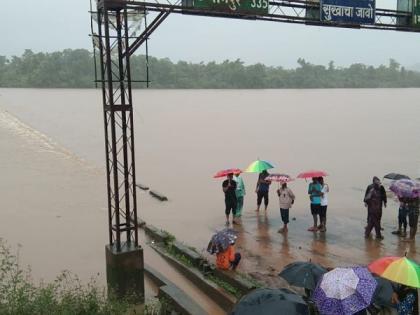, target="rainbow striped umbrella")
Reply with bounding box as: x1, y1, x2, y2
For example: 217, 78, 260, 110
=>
368, 256, 420, 288
245, 159, 274, 173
